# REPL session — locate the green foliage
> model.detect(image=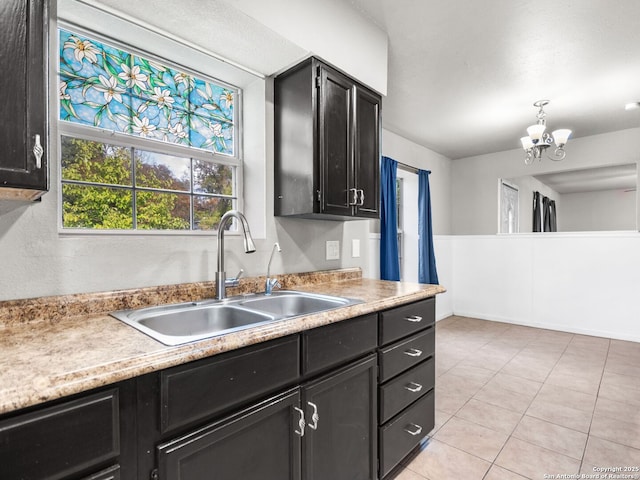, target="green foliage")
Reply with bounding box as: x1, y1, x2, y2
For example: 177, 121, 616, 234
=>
61, 137, 233, 230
